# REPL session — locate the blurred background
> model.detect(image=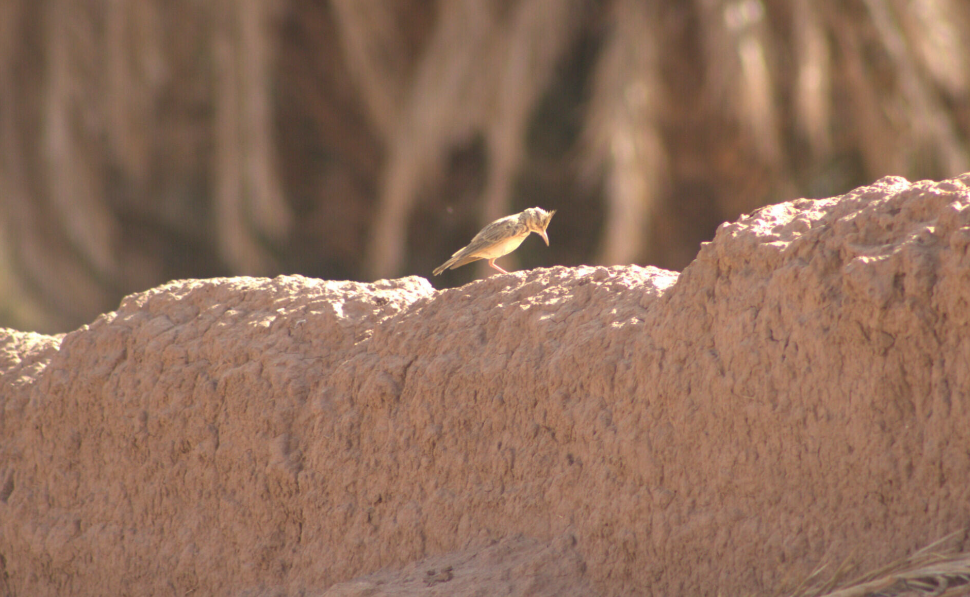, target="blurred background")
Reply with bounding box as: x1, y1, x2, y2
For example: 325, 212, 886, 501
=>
0, 0, 968, 333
